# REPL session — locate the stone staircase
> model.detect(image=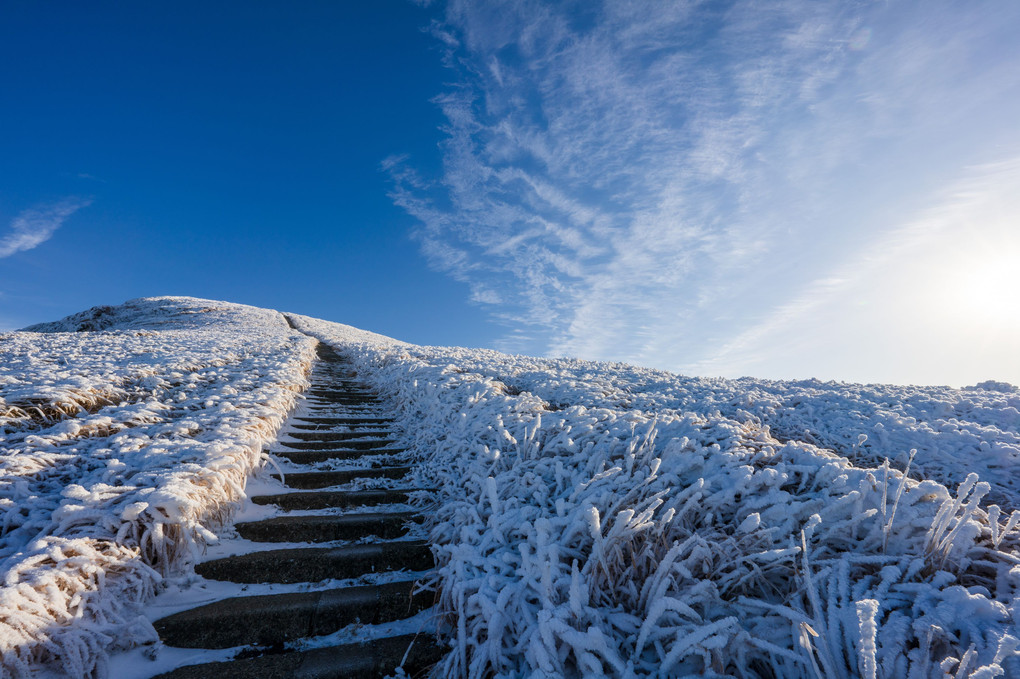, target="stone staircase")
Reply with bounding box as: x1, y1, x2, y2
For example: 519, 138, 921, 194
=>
150, 342, 443, 678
